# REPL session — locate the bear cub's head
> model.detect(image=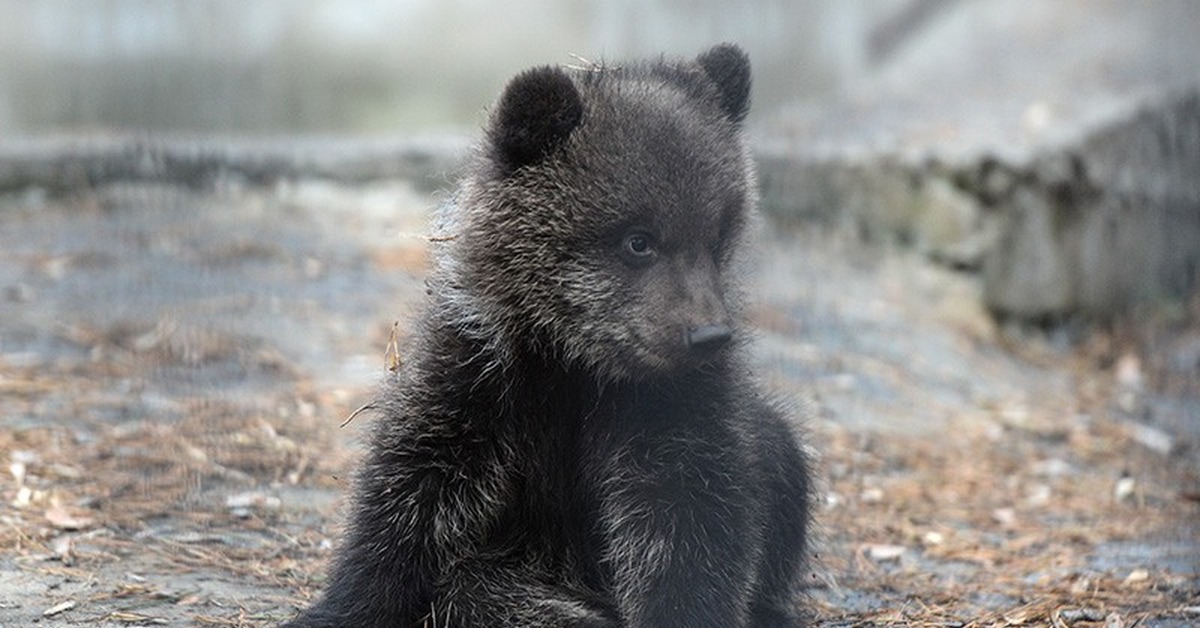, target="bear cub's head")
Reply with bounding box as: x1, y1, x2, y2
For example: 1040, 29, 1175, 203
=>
447, 44, 757, 383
